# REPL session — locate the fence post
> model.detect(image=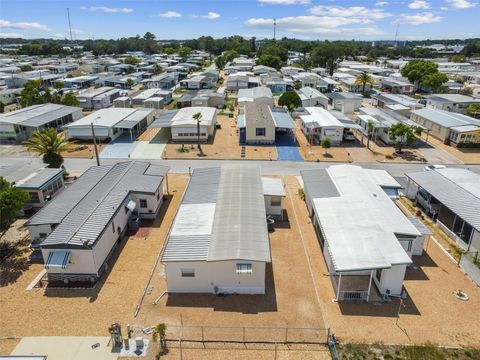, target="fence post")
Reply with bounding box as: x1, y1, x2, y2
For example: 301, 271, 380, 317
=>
285, 327, 288, 343
201, 326, 204, 342
457, 252, 462, 266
